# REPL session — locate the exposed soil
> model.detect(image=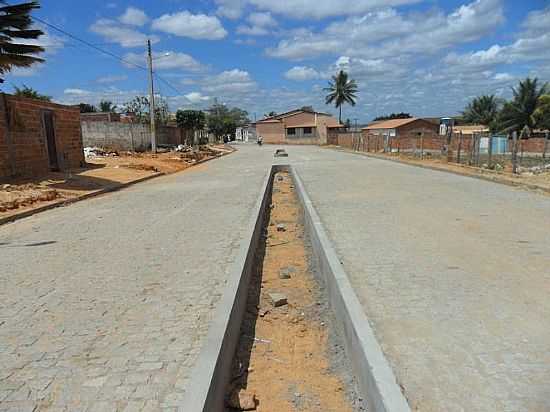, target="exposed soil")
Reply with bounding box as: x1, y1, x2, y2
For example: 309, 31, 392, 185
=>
329, 147, 550, 195
226, 171, 358, 412
0, 145, 234, 221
